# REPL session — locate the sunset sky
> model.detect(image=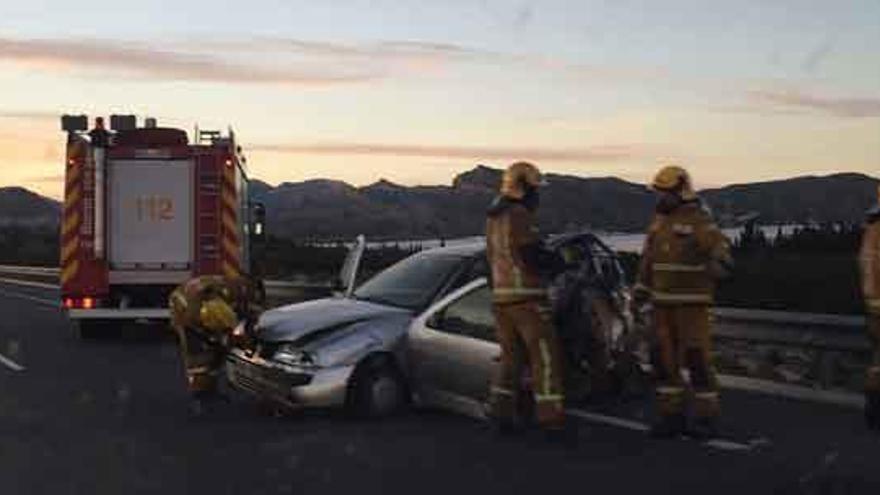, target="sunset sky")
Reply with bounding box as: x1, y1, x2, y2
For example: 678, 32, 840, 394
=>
1, 0, 878, 199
